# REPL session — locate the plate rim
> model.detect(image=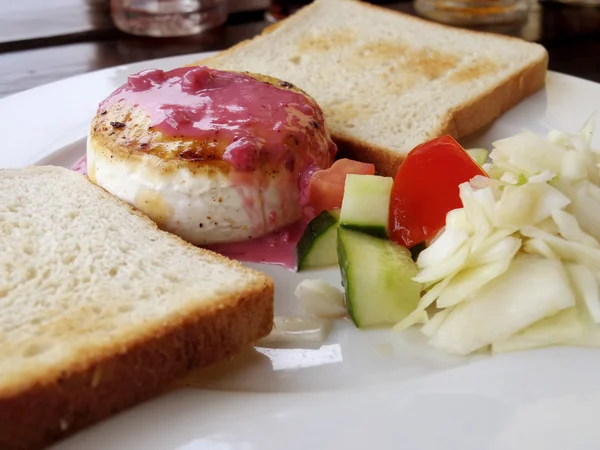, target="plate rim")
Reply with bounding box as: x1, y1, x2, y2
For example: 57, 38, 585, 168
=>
4, 51, 600, 450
